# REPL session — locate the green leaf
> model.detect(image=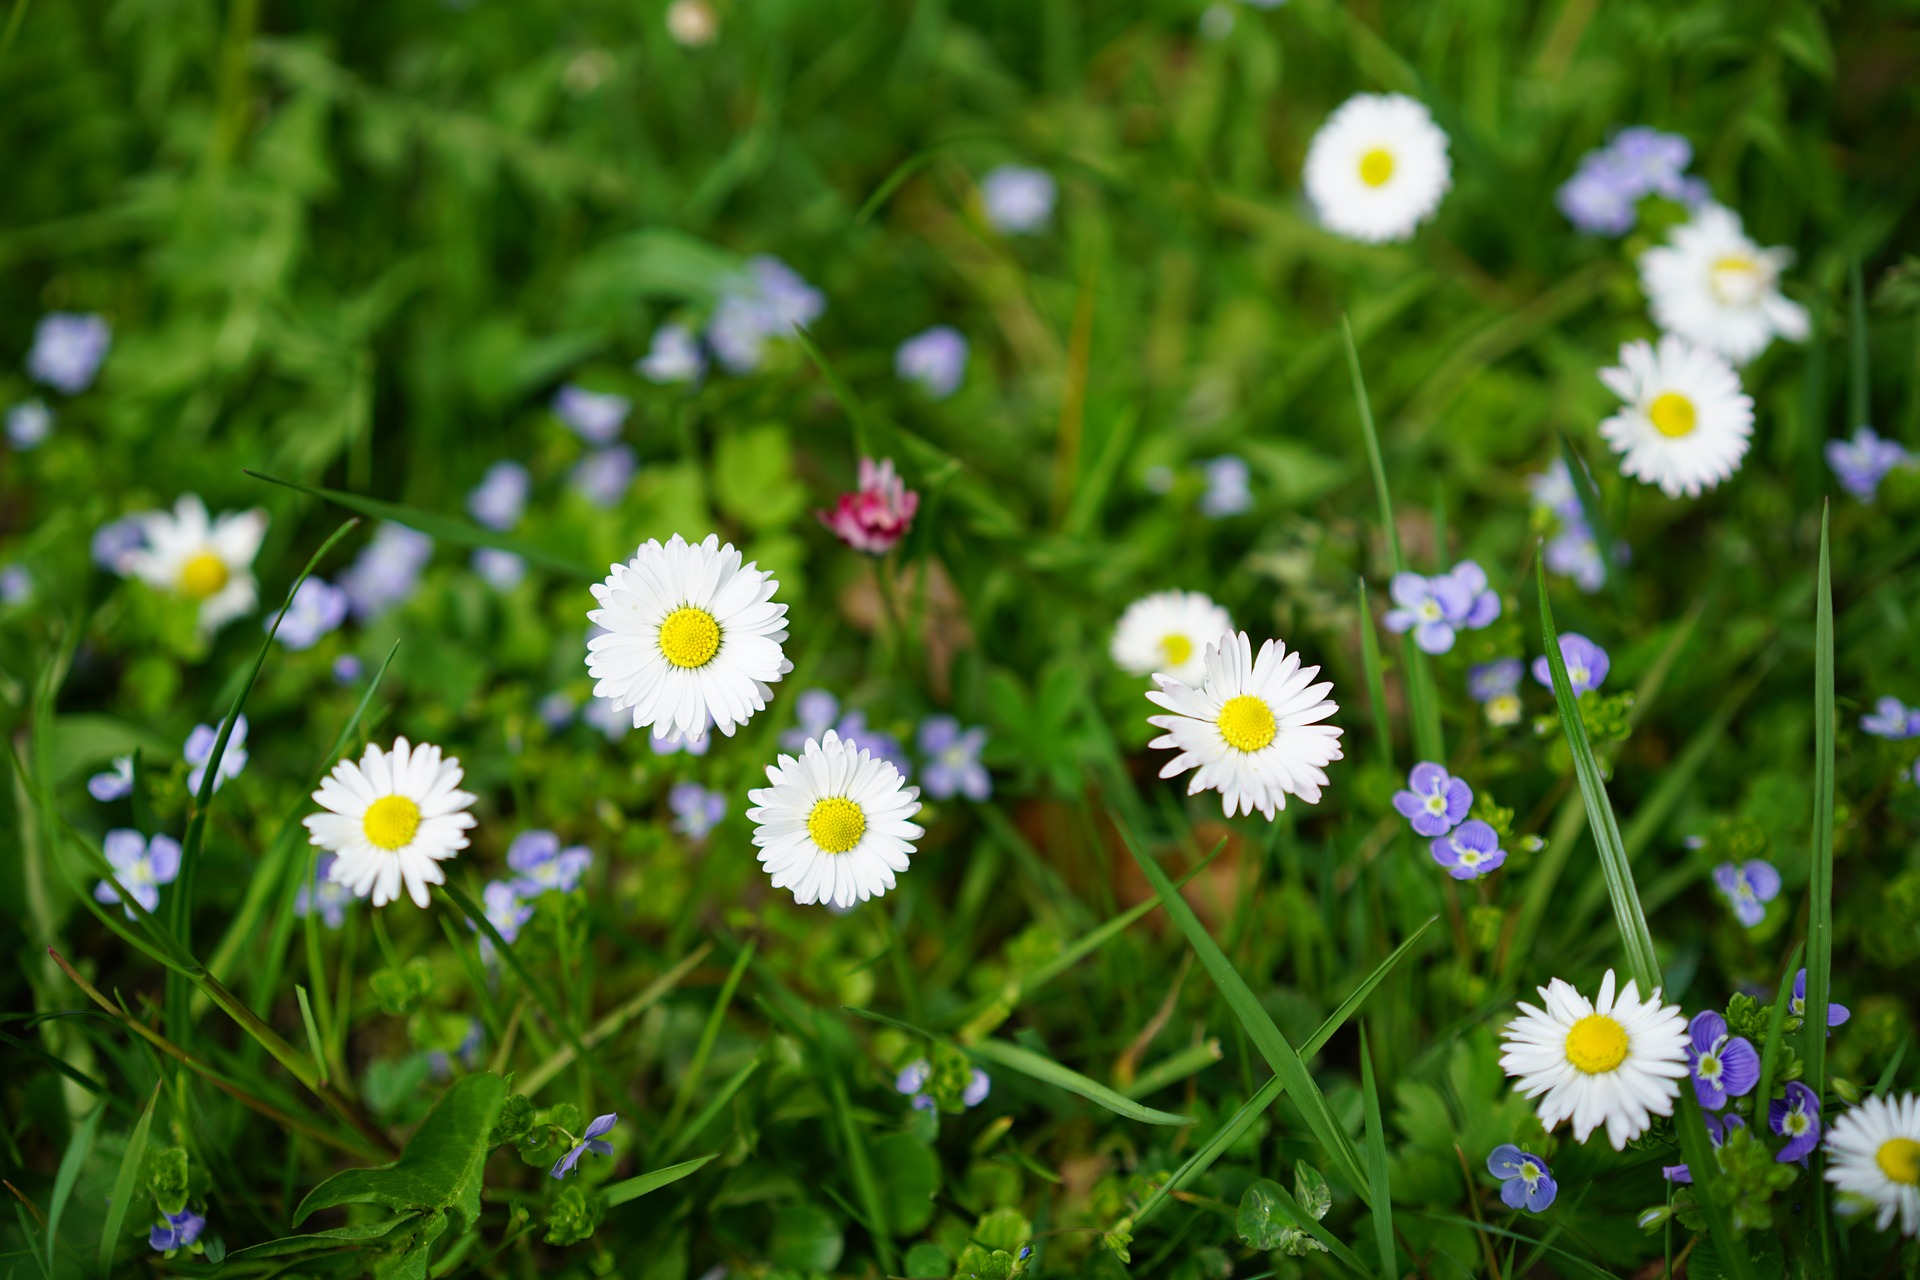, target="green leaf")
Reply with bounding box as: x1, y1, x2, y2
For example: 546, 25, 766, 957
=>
768, 1204, 844, 1272
1557, 433, 1624, 602
1356, 579, 1394, 772
1689, 1225, 1786, 1280
1236, 1179, 1292, 1250
98, 1083, 162, 1274
295, 1072, 507, 1232
603, 1154, 717, 1208
221, 1218, 415, 1264
713, 426, 807, 530
872, 1133, 941, 1235
1802, 507, 1835, 1103
46, 1104, 101, 1275
966, 1039, 1191, 1127
1359, 1027, 1396, 1278
1536, 559, 1659, 993
1119, 826, 1370, 1198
